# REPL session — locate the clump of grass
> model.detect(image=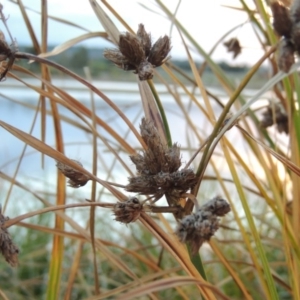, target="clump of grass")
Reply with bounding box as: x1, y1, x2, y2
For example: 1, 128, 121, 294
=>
0, 0, 299, 299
